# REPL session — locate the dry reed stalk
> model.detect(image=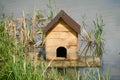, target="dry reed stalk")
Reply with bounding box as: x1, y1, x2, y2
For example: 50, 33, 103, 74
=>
77, 70, 81, 80
13, 22, 16, 38
86, 61, 90, 67
22, 11, 28, 45
7, 19, 13, 35
30, 9, 36, 42
82, 28, 92, 43
36, 18, 46, 22
85, 44, 91, 64
33, 40, 42, 47
19, 24, 24, 44
33, 37, 46, 48
80, 44, 88, 56
80, 28, 93, 64
10, 21, 15, 38
54, 0, 58, 15
97, 69, 101, 80
18, 17, 24, 44
42, 56, 56, 76
4, 19, 7, 31
33, 52, 38, 73
41, 38, 46, 48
